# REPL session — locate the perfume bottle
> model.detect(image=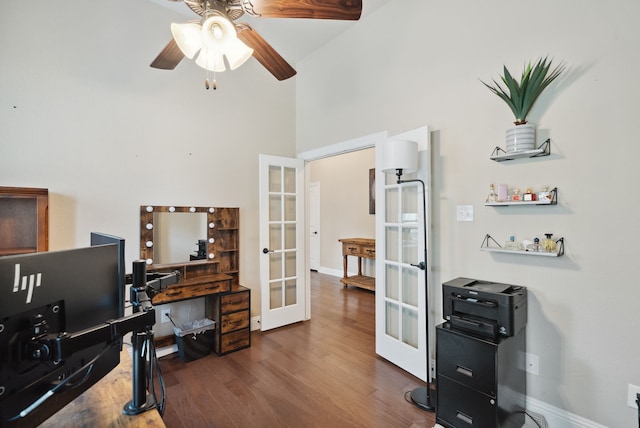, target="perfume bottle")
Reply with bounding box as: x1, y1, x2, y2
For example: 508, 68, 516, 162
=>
511, 188, 521, 201
504, 235, 519, 250
523, 188, 537, 202
543, 233, 557, 252
487, 184, 497, 203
